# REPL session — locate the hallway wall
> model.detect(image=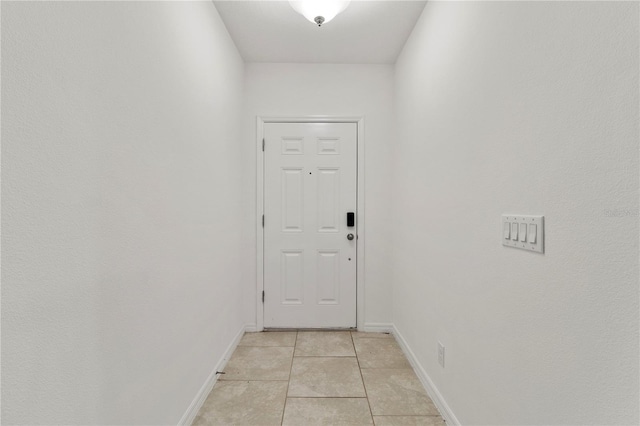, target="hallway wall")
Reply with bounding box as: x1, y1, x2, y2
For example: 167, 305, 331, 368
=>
243, 63, 395, 329
392, 1, 639, 424
1, 2, 247, 424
